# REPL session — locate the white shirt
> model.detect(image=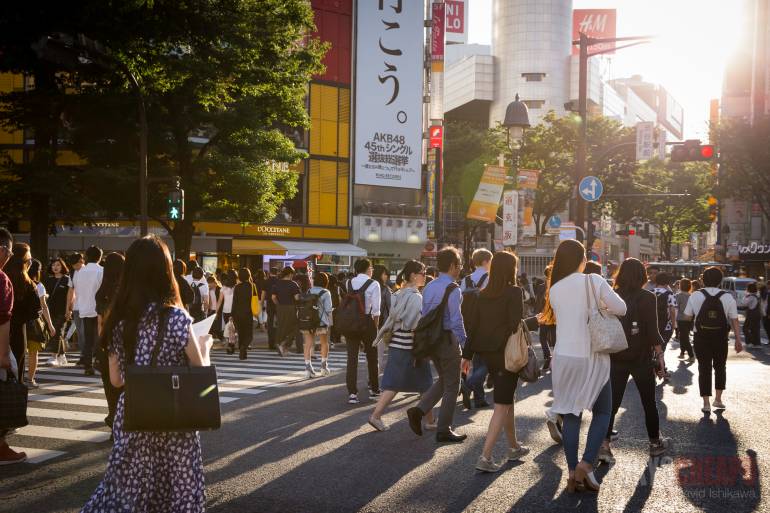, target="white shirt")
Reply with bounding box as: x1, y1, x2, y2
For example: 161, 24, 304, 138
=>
684, 287, 739, 332
72, 262, 103, 318
35, 282, 47, 299
221, 286, 234, 314
549, 272, 626, 416
208, 288, 218, 311
189, 278, 209, 306
349, 273, 381, 317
